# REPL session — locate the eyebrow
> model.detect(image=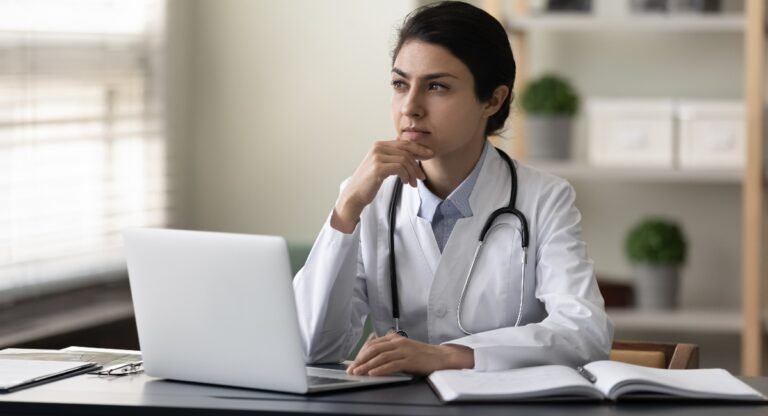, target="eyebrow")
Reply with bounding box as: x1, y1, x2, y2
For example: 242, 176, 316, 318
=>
391, 67, 458, 81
